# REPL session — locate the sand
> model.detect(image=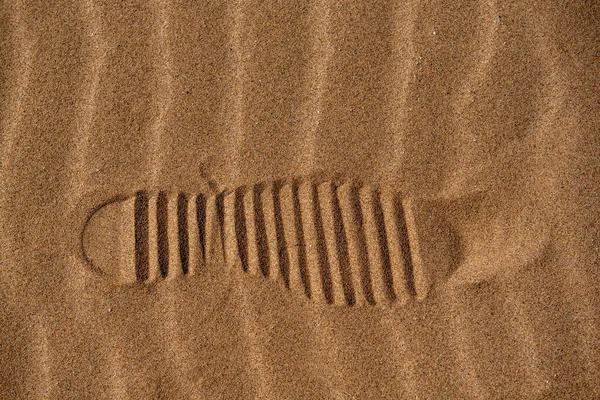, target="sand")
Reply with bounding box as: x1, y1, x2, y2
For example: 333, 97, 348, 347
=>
1, 0, 599, 398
